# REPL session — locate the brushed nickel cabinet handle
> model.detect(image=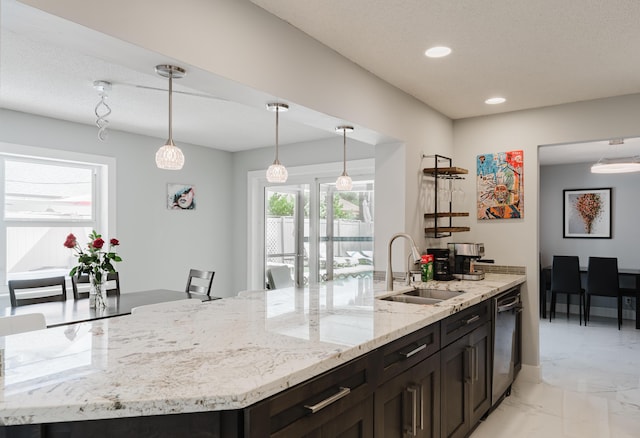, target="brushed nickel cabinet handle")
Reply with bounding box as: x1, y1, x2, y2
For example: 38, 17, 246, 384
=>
465, 346, 473, 384
405, 384, 423, 437
400, 343, 427, 359
464, 315, 480, 325
304, 387, 351, 414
